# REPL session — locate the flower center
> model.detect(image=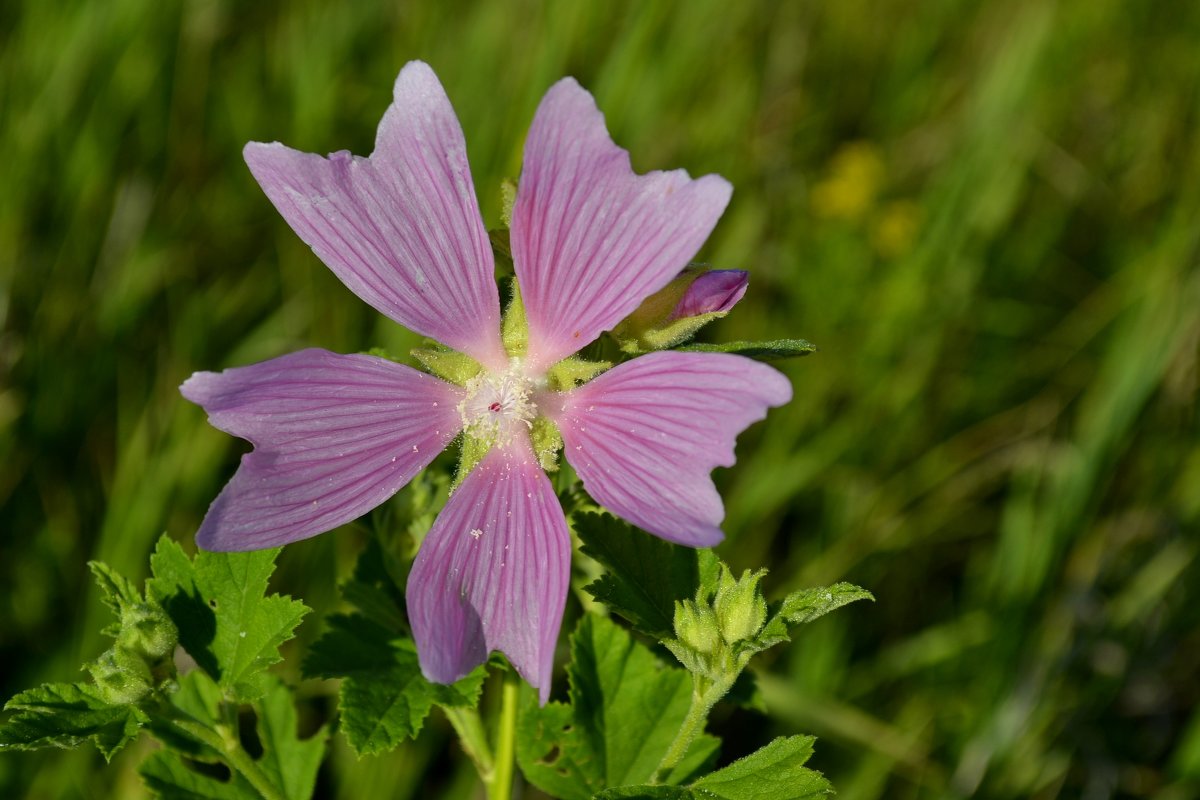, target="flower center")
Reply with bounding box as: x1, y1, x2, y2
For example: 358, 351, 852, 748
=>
458, 359, 538, 445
